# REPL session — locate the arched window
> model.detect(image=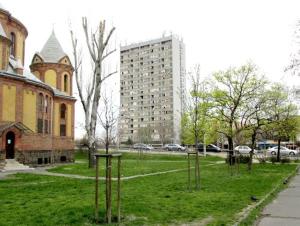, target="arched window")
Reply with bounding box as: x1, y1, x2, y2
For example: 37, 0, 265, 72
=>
10, 32, 16, 57
44, 96, 49, 134
60, 104, 67, 136
48, 97, 52, 134
64, 74, 68, 92
60, 104, 66, 119
45, 96, 48, 113
37, 93, 44, 133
